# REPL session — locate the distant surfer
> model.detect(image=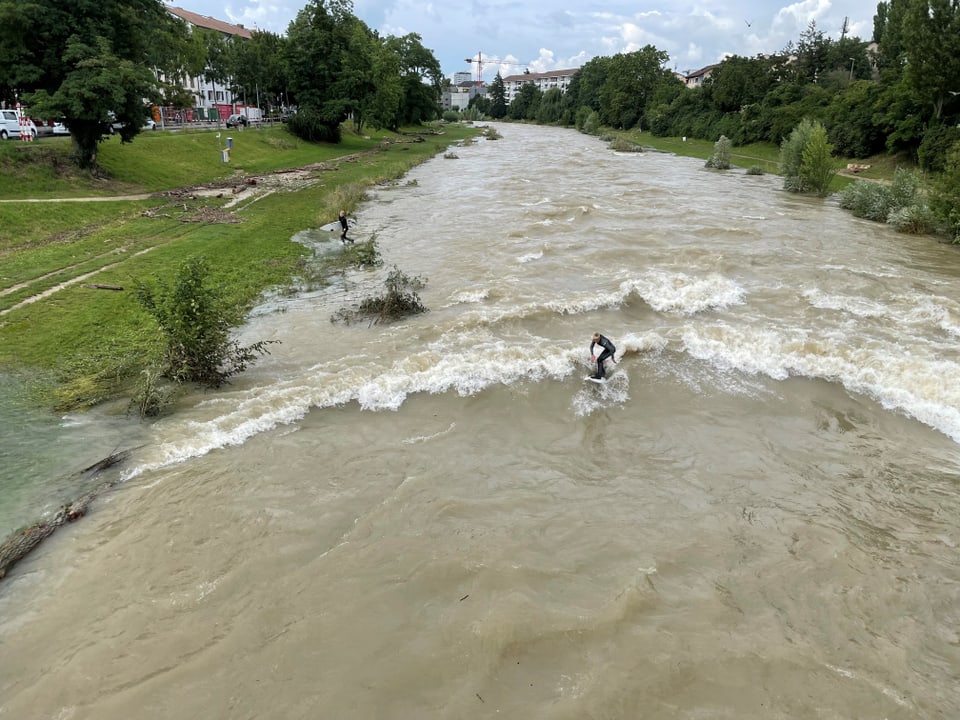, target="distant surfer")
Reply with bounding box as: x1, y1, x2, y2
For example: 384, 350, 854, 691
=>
589, 332, 617, 380
339, 210, 353, 243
